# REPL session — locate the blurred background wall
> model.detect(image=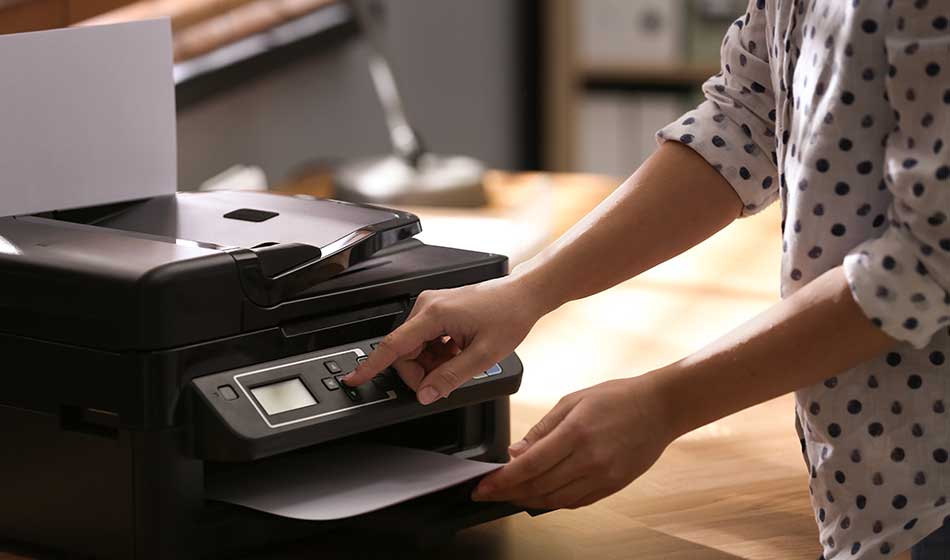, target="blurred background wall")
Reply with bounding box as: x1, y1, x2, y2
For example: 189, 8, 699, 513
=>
173, 0, 534, 190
